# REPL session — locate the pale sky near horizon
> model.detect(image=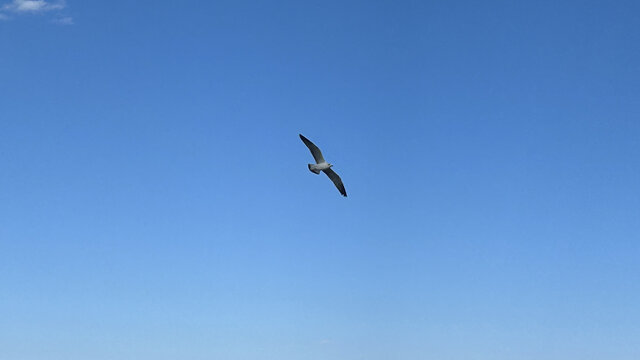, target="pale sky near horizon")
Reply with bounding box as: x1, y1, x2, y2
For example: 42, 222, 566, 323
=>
1, 1, 639, 359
